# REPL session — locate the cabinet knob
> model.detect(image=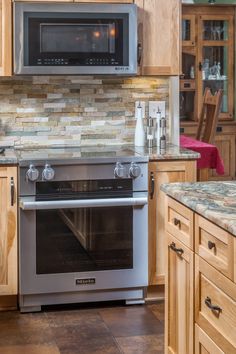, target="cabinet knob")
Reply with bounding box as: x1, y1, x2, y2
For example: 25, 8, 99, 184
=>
169, 242, 184, 256
205, 296, 222, 316
208, 240, 216, 250
173, 218, 181, 226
